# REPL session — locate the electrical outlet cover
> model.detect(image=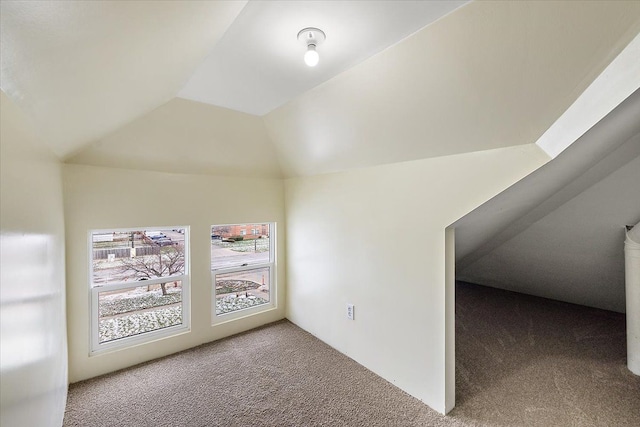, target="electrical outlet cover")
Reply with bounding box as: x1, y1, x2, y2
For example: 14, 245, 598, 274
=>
346, 303, 354, 320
